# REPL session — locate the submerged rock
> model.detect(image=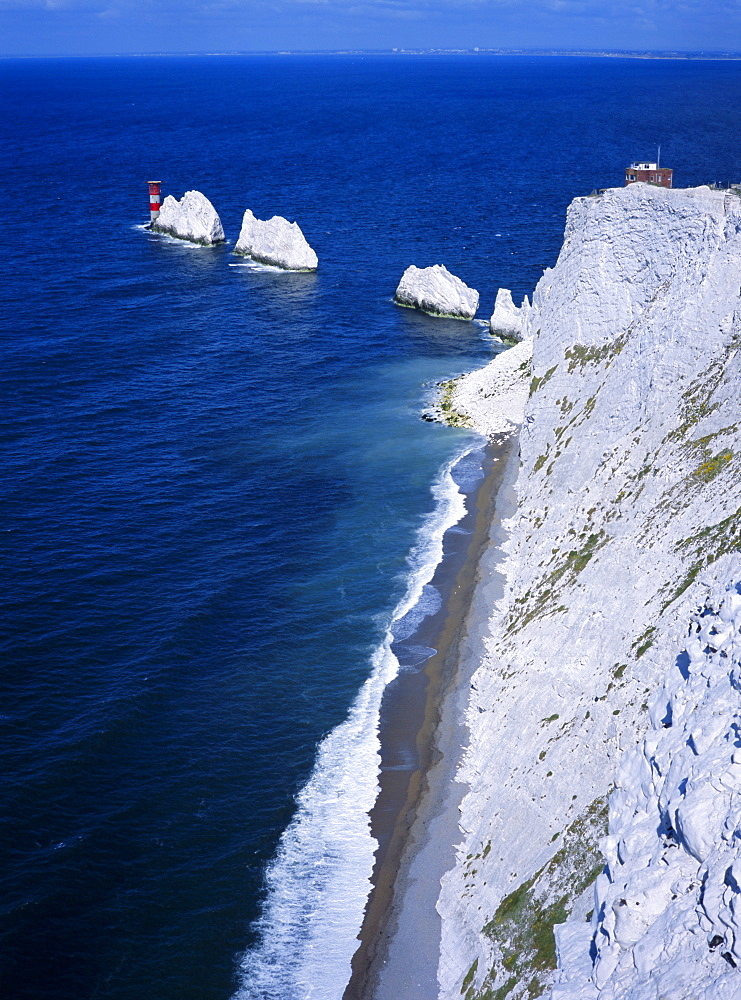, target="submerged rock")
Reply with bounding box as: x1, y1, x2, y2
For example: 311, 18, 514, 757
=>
394, 265, 479, 320
489, 288, 531, 341
234, 210, 318, 271
150, 190, 225, 246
